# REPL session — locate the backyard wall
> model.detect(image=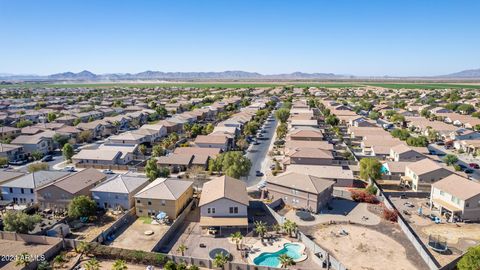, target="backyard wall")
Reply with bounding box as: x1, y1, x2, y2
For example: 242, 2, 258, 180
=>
251, 200, 348, 270
152, 198, 196, 252
0, 232, 63, 270
373, 180, 443, 270
92, 207, 137, 243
